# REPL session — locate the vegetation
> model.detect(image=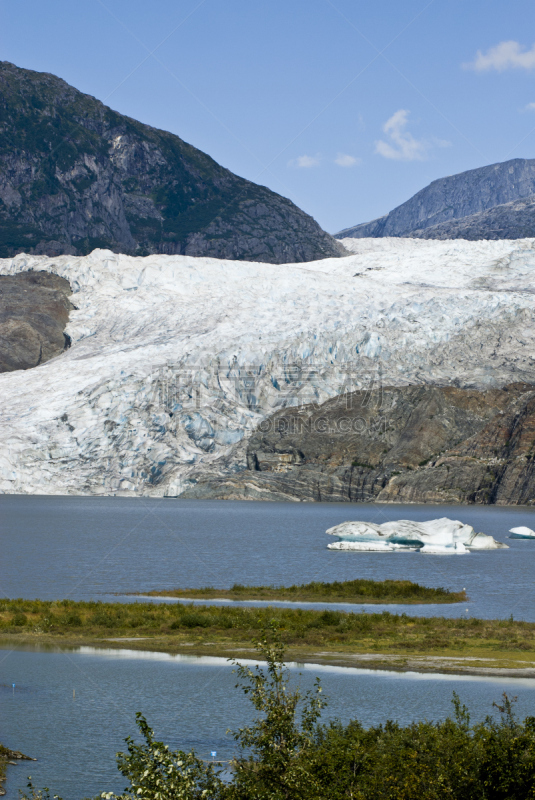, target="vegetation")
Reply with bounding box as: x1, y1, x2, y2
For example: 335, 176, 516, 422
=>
2, 599, 535, 669
0, 744, 8, 786
143, 578, 467, 604
21, 628, 535, 800
0, 63, 340, 262
0, 744, 33, 793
